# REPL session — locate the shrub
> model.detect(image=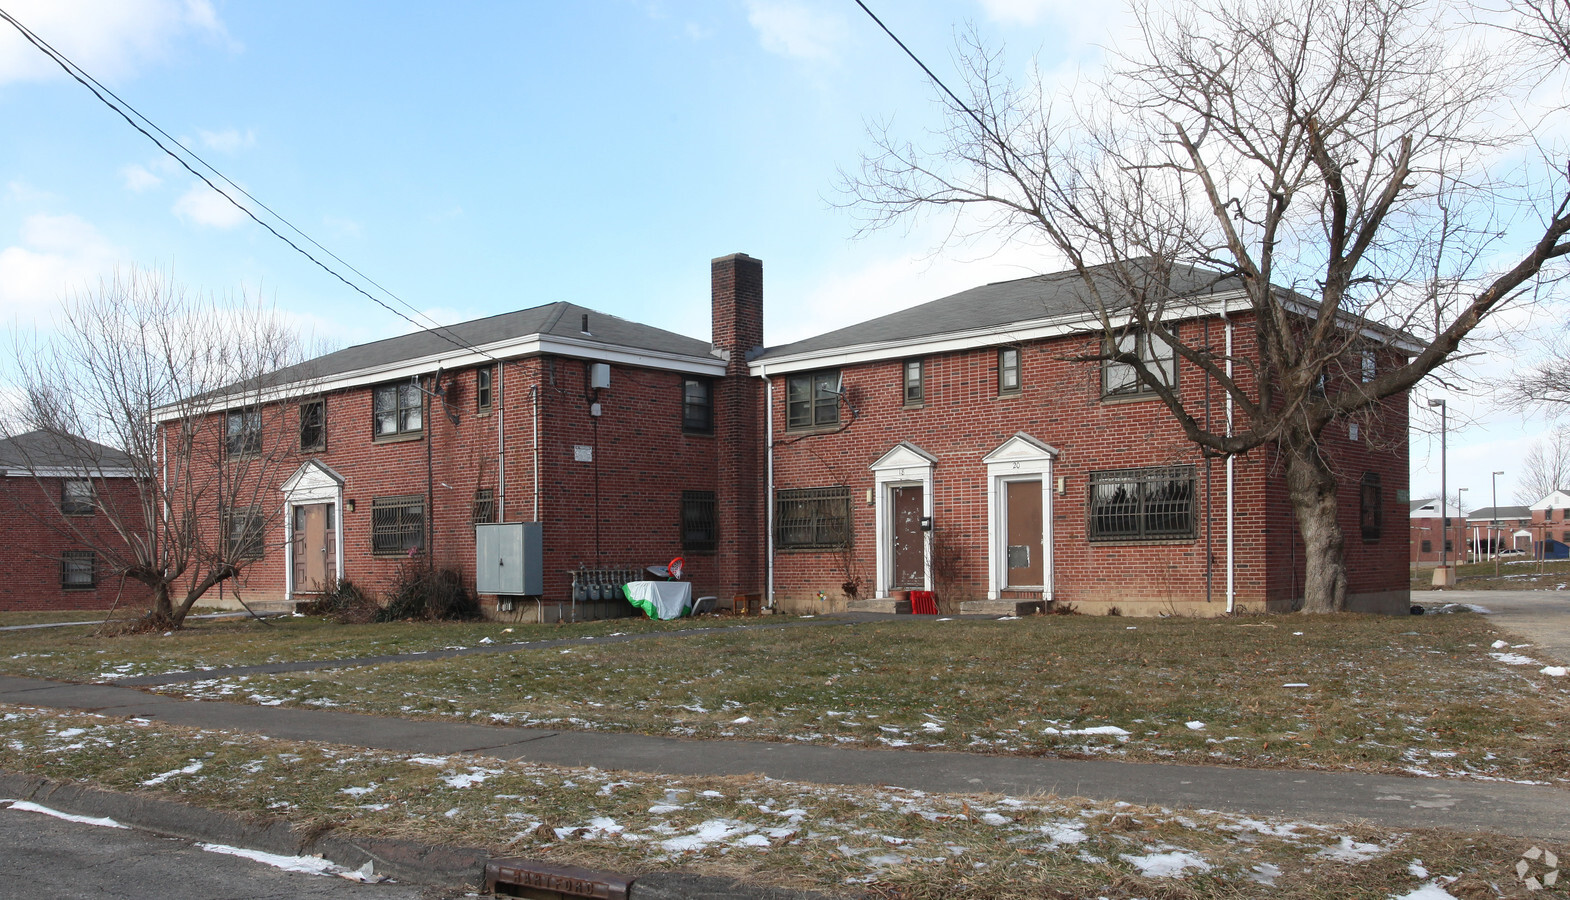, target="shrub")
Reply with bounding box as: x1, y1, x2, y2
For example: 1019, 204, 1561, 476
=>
297, 578, 377, 622
377, 564, 481, 622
